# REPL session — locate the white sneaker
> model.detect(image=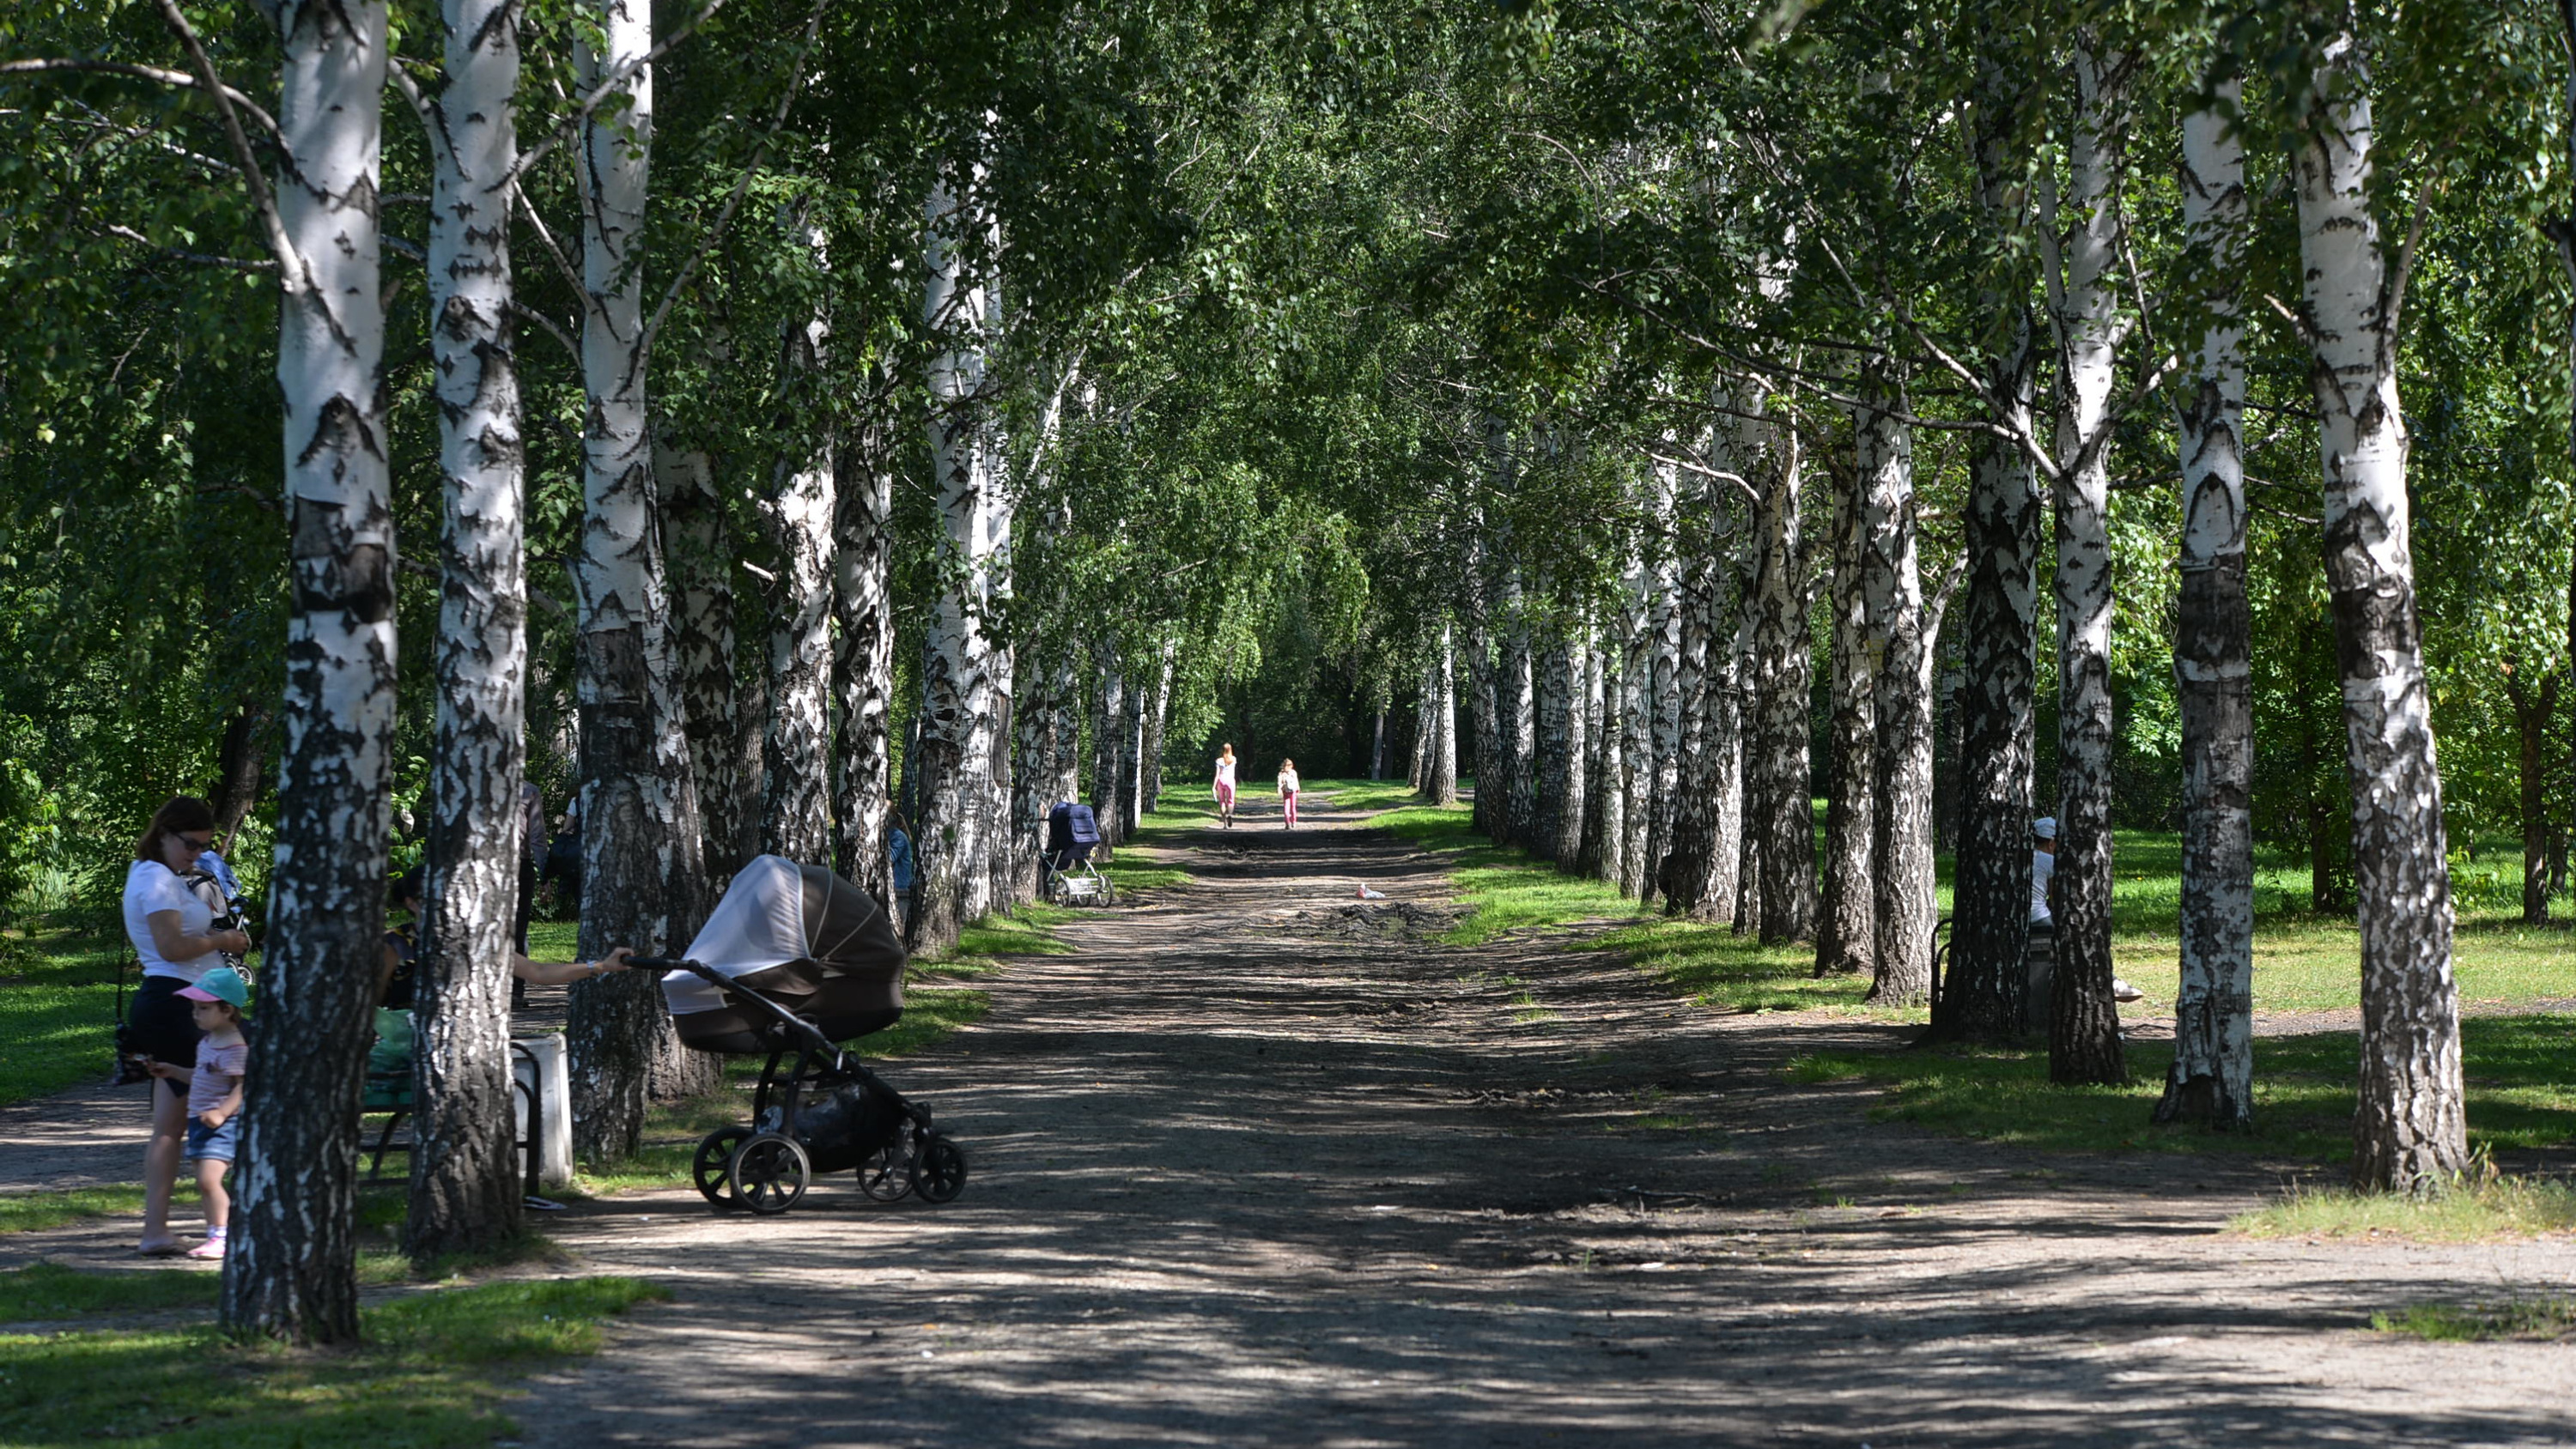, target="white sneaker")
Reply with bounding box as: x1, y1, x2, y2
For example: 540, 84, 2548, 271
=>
2111, 979, 2145, 1003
